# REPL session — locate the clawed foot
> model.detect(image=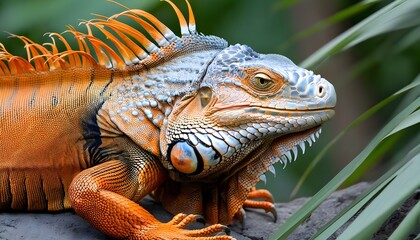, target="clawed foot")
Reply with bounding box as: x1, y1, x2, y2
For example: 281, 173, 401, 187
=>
234, 188, 277, 230
144, 213, 234, 239
244, 188, 277, 222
